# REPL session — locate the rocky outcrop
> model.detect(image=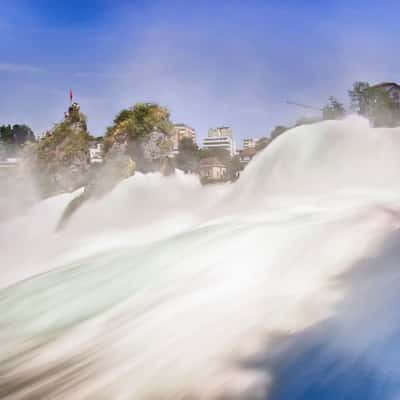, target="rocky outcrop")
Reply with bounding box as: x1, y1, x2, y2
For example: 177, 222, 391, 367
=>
57, 141, 136, 230
159, 156, 175, 176
89, 141, 136, 197
25, 102, 175, 229
33, 103, 91, 197
104, 103, 174, 173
